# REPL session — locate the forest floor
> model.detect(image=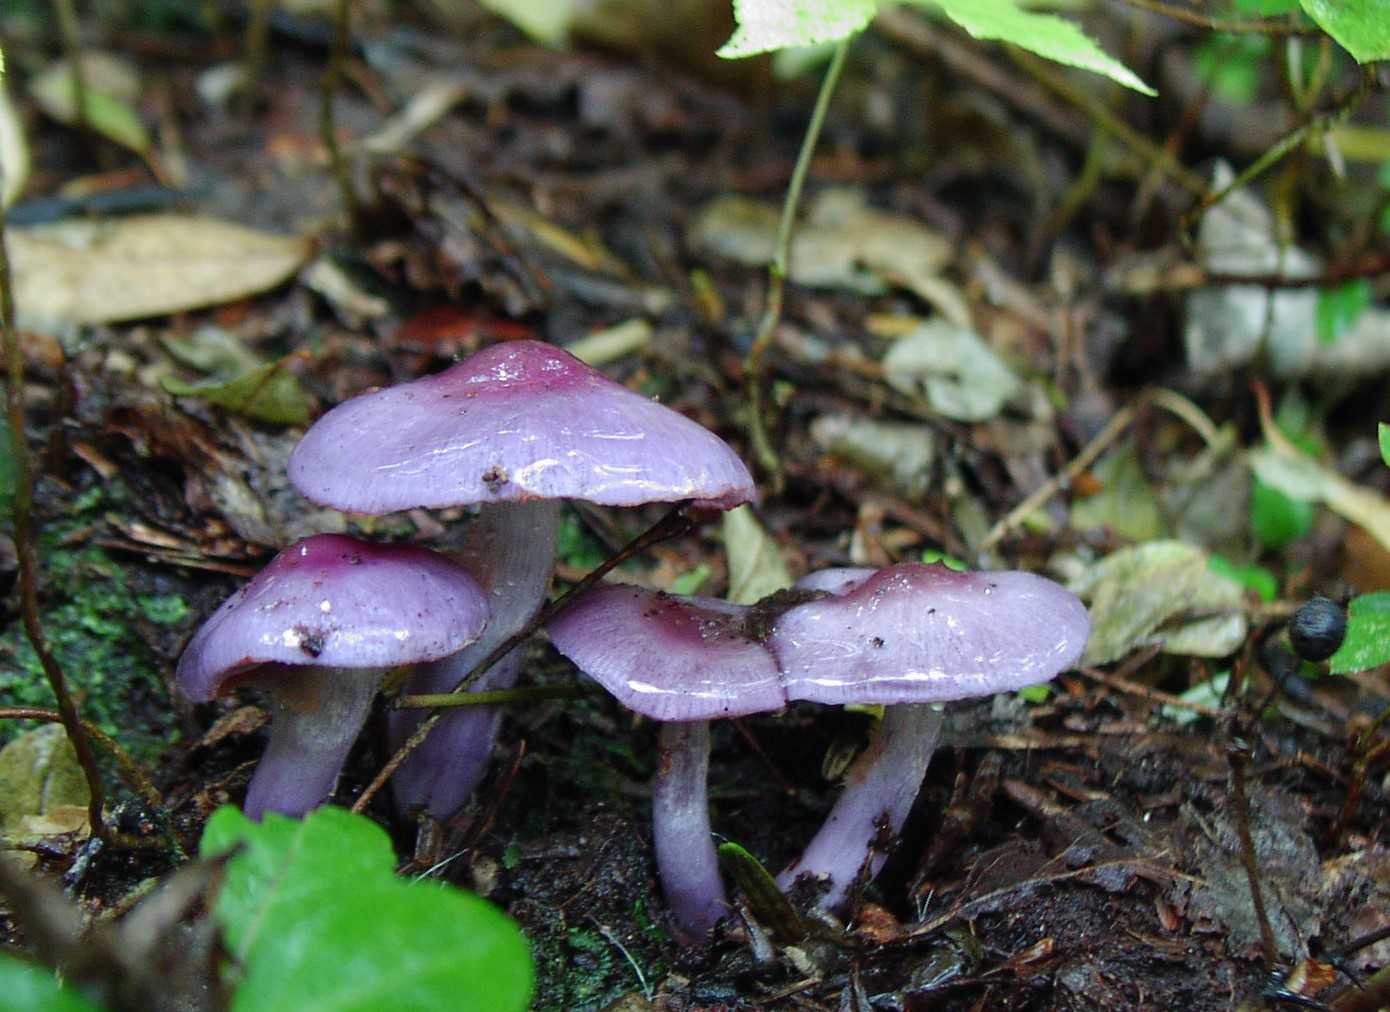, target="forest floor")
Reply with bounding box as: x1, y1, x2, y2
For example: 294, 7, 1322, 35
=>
0, 4, 1388, 1011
